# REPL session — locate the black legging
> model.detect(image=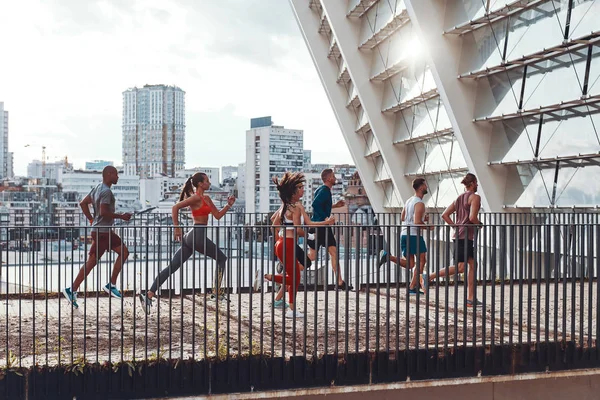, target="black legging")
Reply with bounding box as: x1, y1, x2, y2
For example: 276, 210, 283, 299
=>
149, 225, 227, 295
